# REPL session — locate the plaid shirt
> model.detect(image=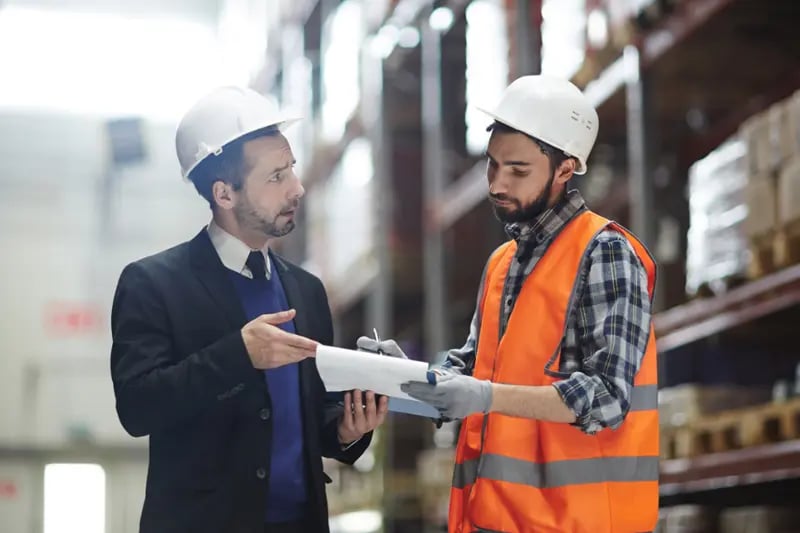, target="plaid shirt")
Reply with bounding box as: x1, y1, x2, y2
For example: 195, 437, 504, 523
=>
447, 190, 652, 434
